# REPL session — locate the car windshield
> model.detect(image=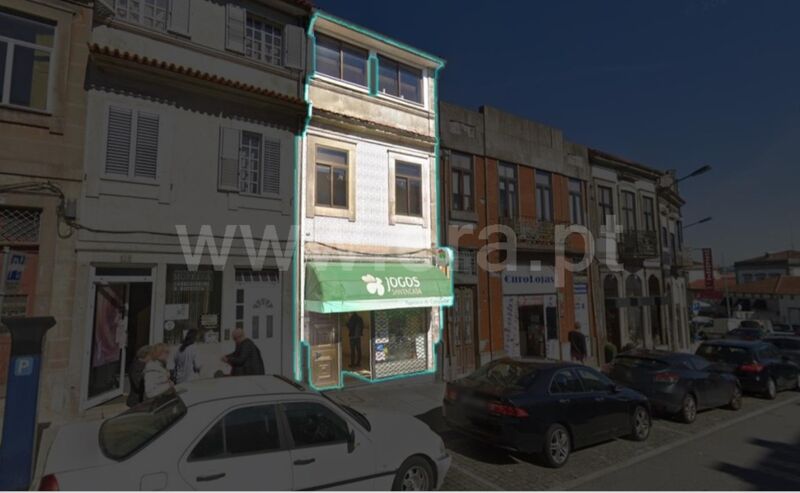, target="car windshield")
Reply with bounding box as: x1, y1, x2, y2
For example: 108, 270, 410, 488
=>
613, 355, 670, 370
469, 360, 539, 389
739, 320, 761, 329
99, 392, 186, 460
697, 344, 753, 365
321, 393, 371, 431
